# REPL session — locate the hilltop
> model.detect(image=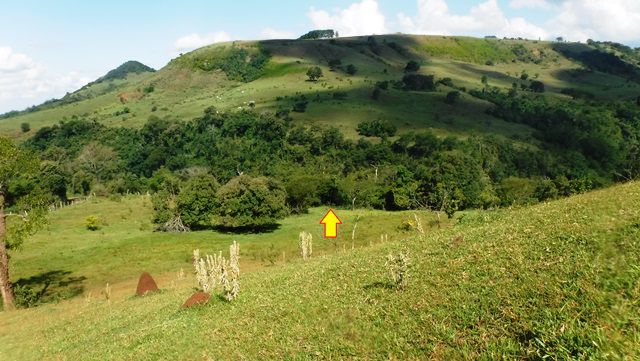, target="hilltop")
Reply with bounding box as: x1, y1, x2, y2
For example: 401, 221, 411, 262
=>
1, 181, 638, 359
1, 34, 639, 140
0, 60, 155, 120
94, 60, 155, 83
